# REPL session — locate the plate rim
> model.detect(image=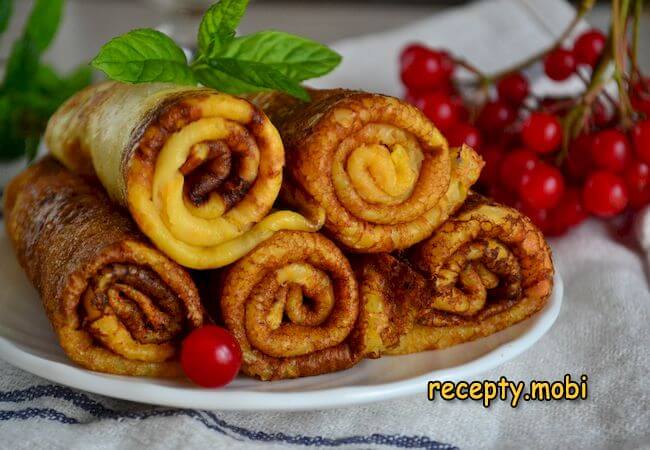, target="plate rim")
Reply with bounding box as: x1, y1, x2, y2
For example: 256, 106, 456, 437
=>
0, 273, 563, 411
